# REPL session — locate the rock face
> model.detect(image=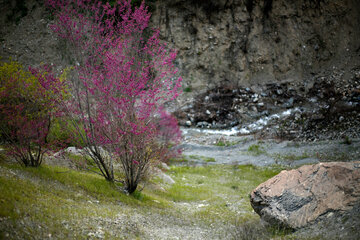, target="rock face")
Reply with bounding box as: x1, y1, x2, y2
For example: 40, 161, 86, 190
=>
250, 162, 360, 232
151, 0, 360, 90
2, 0, 359, 92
